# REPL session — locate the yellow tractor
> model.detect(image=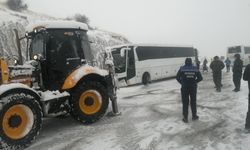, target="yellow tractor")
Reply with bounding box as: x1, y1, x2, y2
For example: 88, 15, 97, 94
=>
0, 21, 120, 149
